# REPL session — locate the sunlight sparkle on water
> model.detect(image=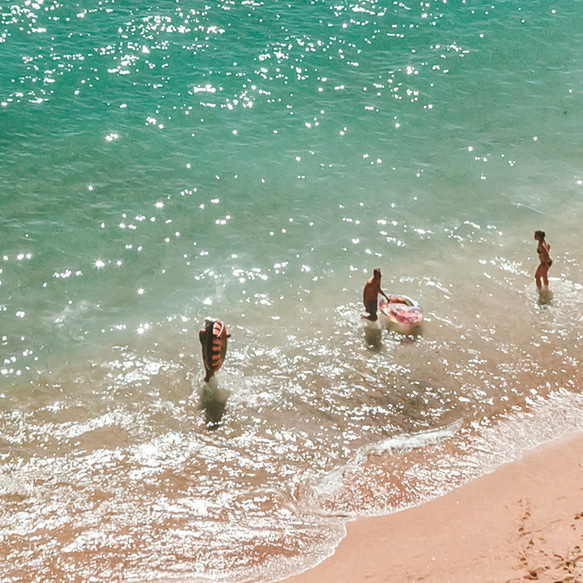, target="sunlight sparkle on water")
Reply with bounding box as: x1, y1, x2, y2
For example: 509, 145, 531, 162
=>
3, 2, 583, 582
